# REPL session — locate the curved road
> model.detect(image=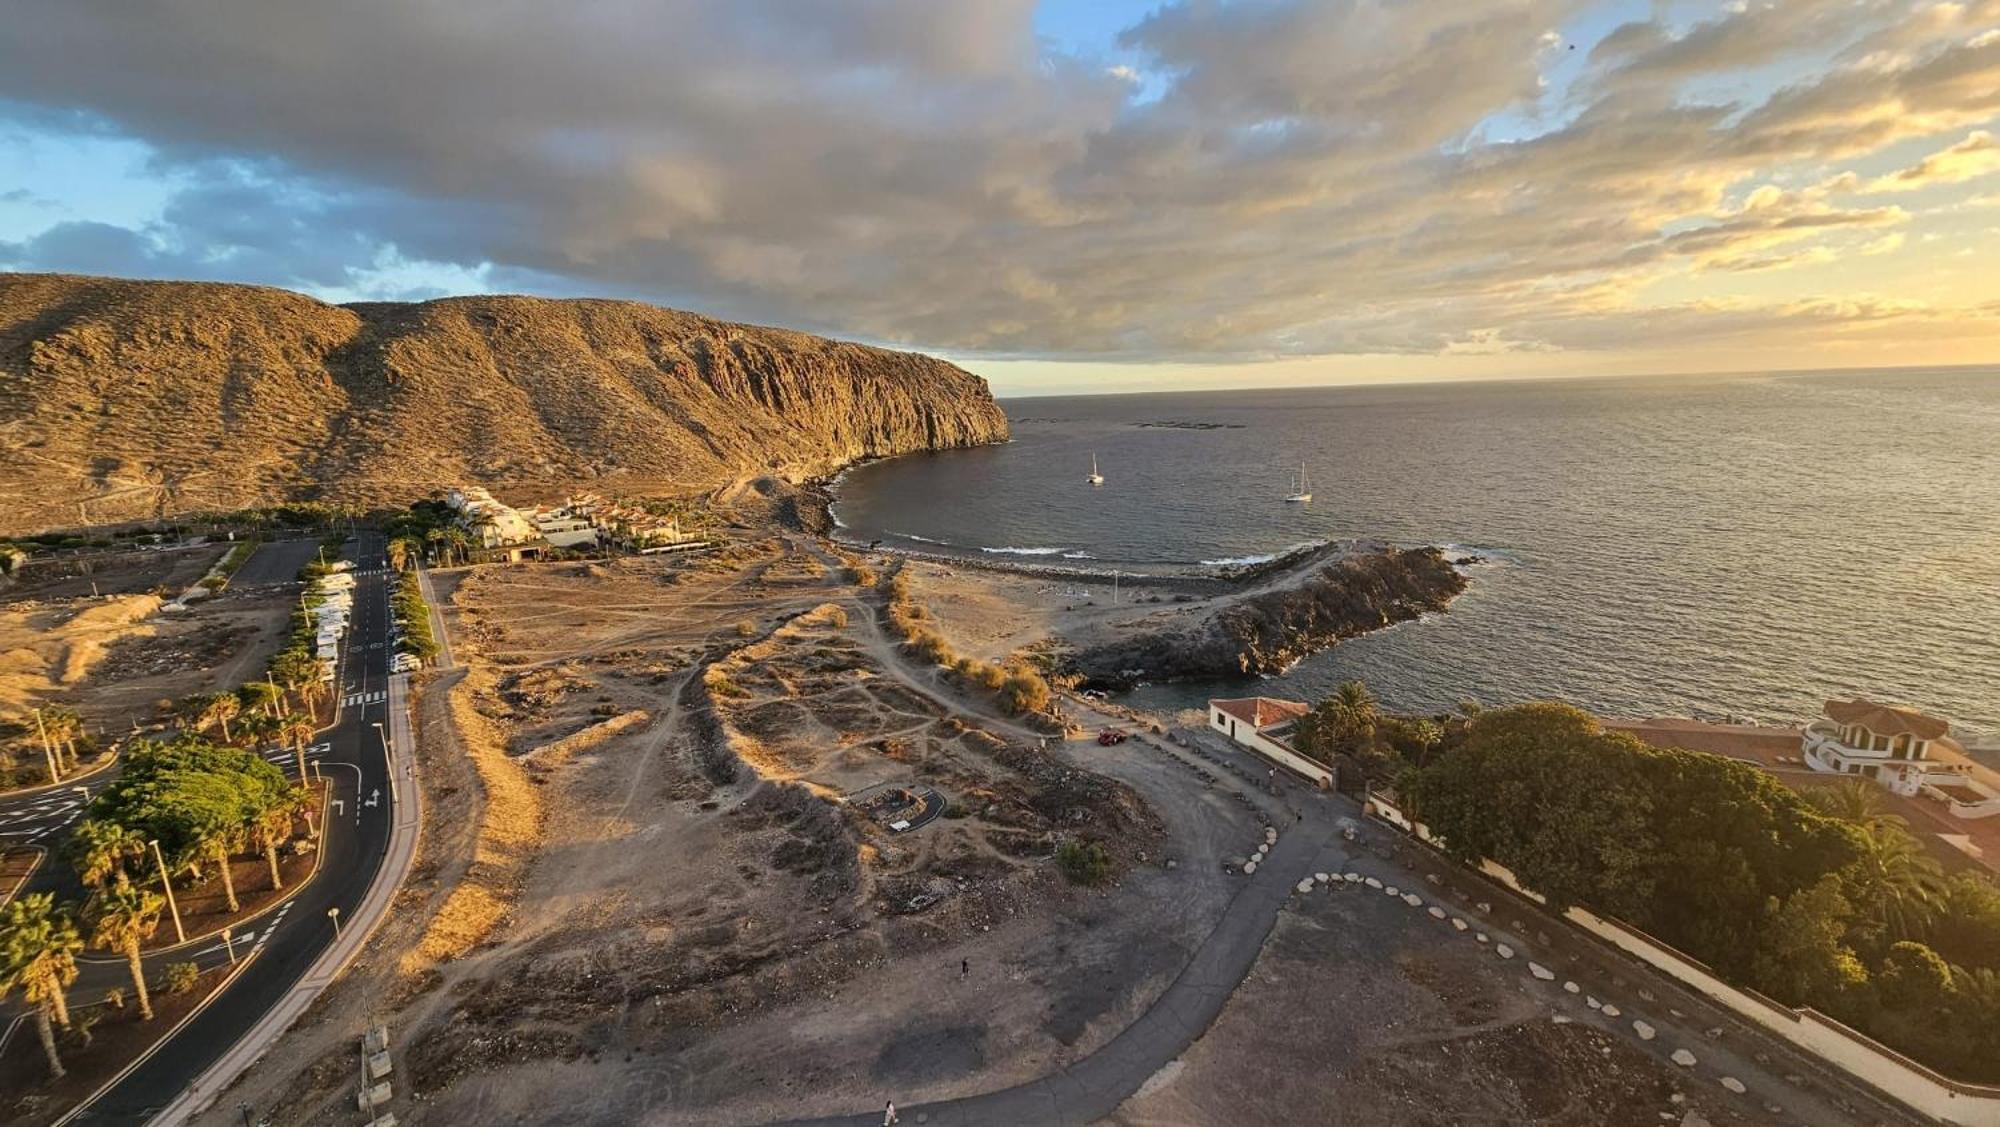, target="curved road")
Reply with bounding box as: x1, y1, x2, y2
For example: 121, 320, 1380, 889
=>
0, 535, 412, 1125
